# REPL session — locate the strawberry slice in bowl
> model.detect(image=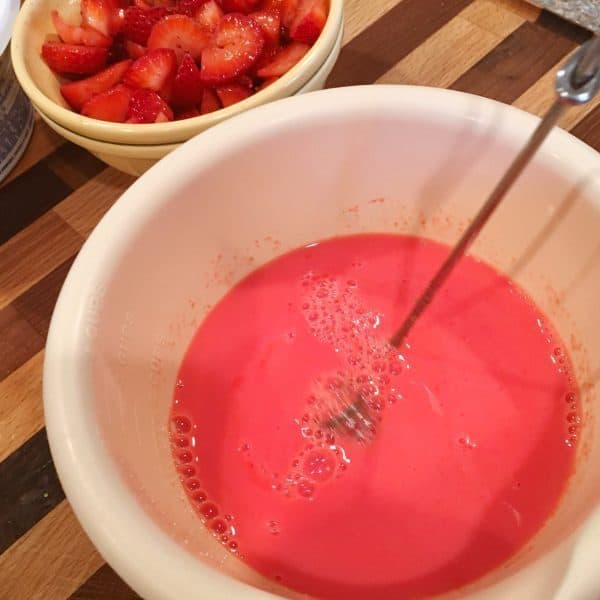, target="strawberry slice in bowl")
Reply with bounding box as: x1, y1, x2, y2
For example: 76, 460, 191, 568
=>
171, 52, 203, 108
147, 14, 211, 61
41, 42, 109, 75
127, 88, 175, 122
81, 0, 124, 36
289, 0, 327, 45
81, 83, 133, 121
215, 82, 252, 107
250, 10, 280, 47
122, 5, 173, 45
61, 58, 132, 110
256, 41, 308, 78
193, 0, 223, 32
123, 47, 177, 95
200, 86, 222, 114
219, 0, 261, 14
51, 10, 113, 47
200, 13, 264, 84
